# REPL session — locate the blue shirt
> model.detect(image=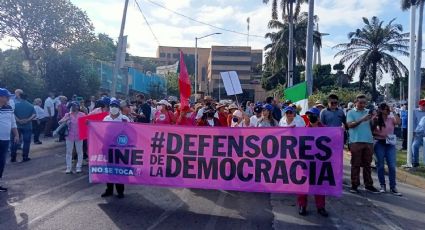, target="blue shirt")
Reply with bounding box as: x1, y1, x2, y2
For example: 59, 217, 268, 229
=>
347, 108, 373, 144
14, 100, 36, 130
320, 108, 346, 127
400, 110, 408, 129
